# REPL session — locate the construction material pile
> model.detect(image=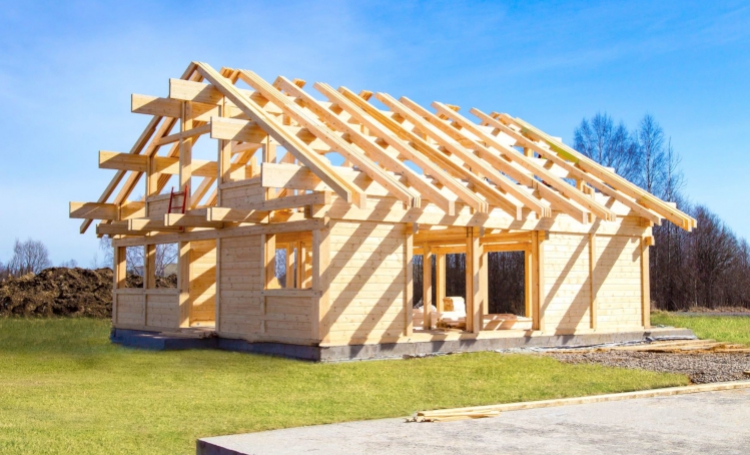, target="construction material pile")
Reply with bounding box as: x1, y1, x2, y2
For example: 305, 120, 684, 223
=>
545, 339, 750, 384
